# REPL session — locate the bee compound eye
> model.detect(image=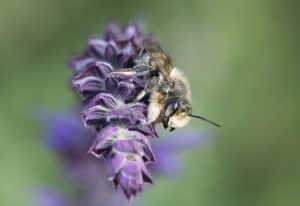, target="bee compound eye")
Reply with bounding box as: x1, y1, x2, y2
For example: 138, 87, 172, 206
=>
164, 105, 173, 117
164, 102, 177, 117
174, 102, 178, 109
